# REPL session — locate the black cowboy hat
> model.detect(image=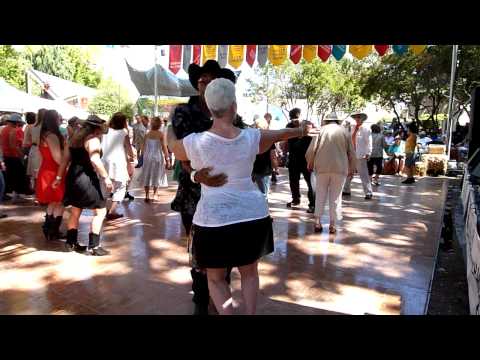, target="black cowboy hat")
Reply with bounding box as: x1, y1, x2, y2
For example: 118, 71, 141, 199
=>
188, 60, 222, 90
188, 60, 238, 88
